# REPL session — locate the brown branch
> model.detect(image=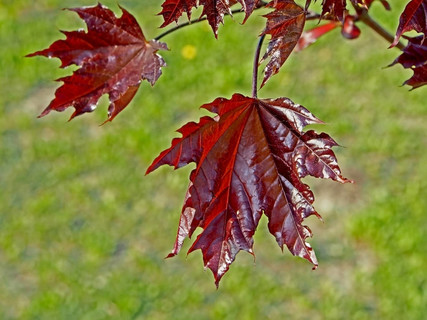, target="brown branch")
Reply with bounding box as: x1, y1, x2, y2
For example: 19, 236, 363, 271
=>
350, 4, 405, 50
358, 10, 405, 50
252, 34, 266, 98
